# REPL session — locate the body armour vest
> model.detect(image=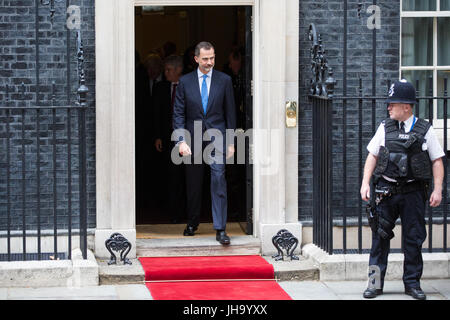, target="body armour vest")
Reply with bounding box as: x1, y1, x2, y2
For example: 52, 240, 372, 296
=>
374, 117, 432, 181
